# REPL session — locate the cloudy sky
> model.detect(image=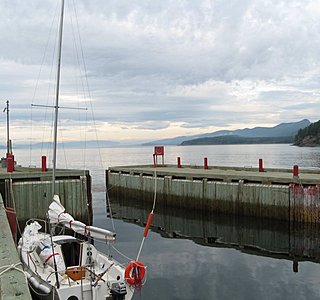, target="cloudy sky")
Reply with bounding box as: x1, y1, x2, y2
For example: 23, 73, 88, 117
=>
1, 0, 319, 144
